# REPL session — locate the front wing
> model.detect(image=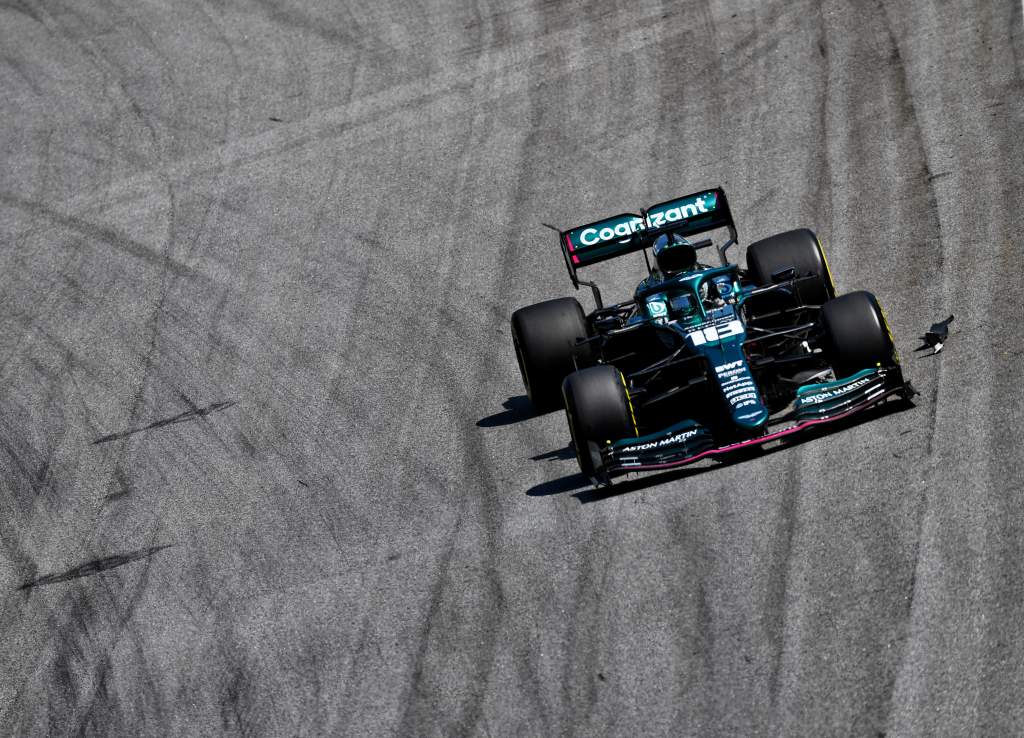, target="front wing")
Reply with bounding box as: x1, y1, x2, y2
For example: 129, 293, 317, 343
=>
593, 366, 912, 483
